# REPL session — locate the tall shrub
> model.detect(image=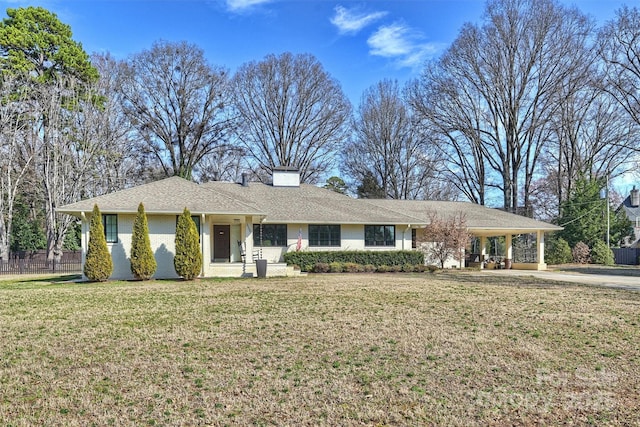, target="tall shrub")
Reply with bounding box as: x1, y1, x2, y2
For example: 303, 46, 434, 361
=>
84, 204, 113, 281
174, 208, 202, 280
591, 240, 615, 266
546, 237, 572, 265
130, 203, 156, 280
